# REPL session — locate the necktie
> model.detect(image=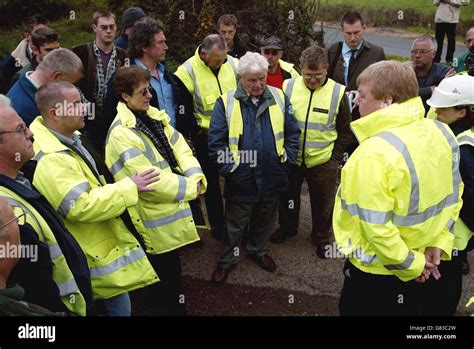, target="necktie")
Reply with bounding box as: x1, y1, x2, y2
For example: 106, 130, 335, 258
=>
348, 49, 357, 82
